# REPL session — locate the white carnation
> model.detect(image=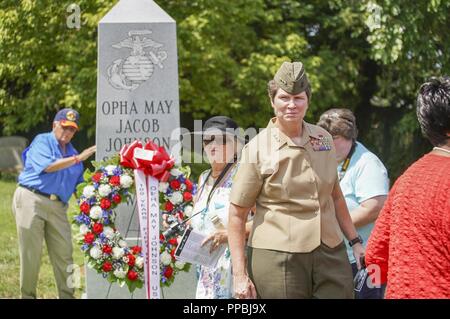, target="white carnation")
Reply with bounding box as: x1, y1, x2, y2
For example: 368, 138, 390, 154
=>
112, 247, 124, 259
120, 175, 133, 188
135, 256, 144, 269
89, 206, 102, 220
103, 226, 115, 239
79, 224, 89, 235
98, 184, 112, 197
105, 165, 117, 176
169, 191, 183, 205
119, 240, 128, 248
89, 246, 102, 259
184, 205, 193, 217
113, 268, 127, 279
161, 251, 172, 266
170, 168, 183, 177
175, 261, 185, 269
158, 182, 169, 193
83, 185, 96, 198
